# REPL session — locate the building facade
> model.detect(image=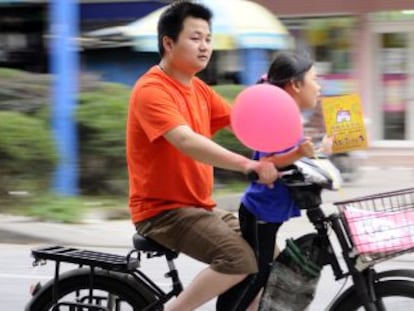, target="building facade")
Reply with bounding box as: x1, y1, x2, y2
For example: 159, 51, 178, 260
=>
256, 0, 414, 146
3, 0, 414, 145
